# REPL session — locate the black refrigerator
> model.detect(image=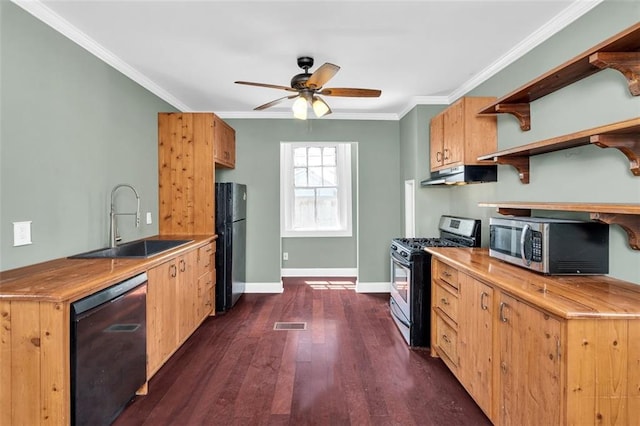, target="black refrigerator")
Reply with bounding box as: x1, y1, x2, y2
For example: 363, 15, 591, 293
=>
215, 182, 247, 313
